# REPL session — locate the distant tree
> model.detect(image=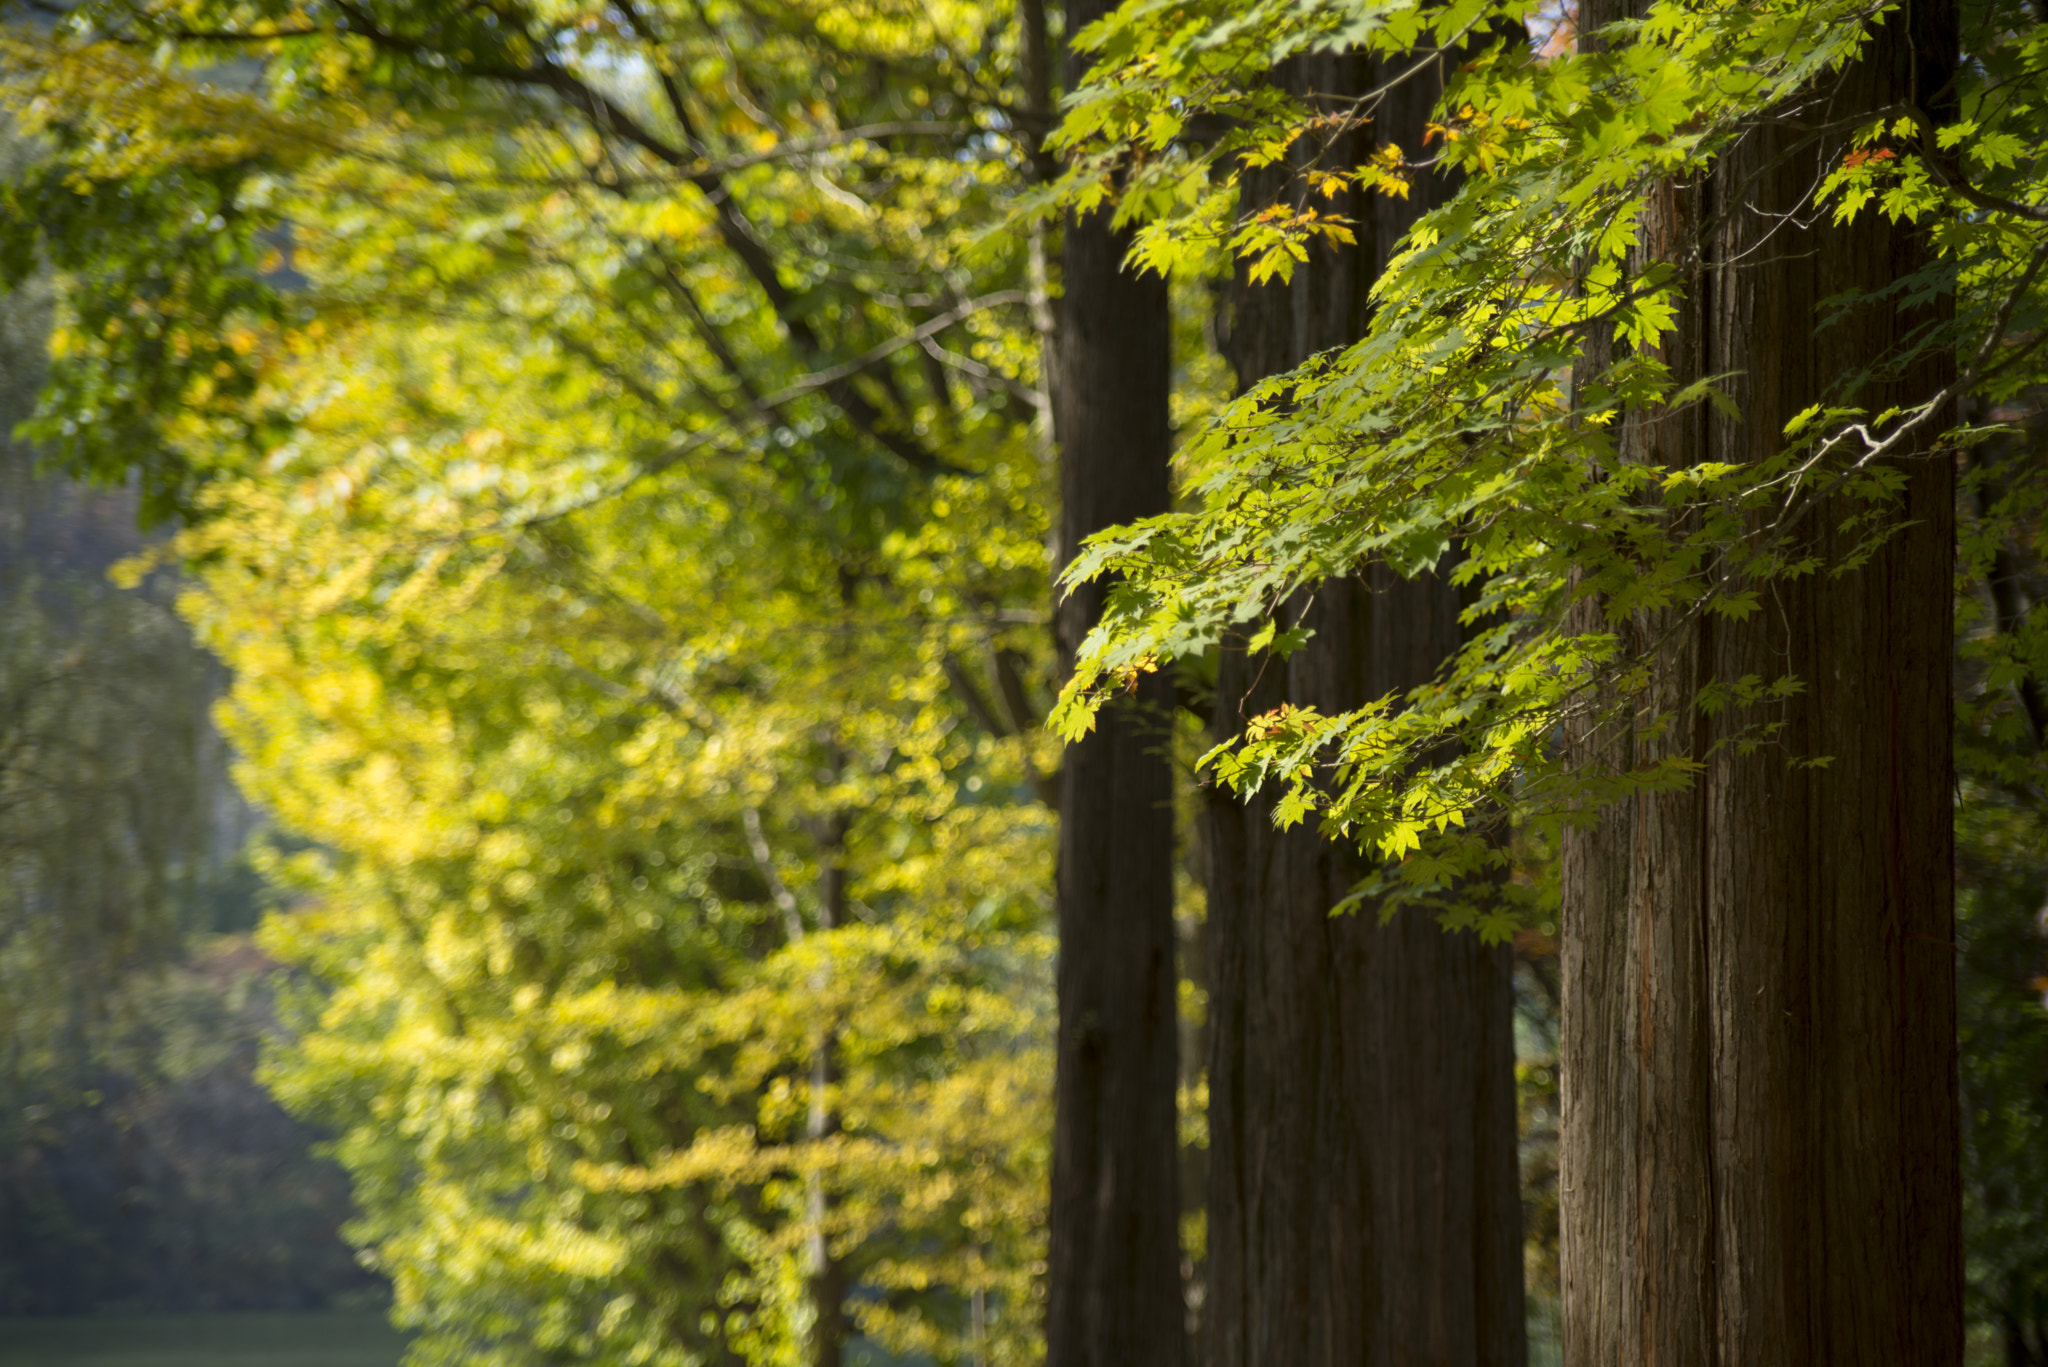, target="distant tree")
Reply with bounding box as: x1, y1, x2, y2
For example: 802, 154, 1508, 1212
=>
0, 261, 345, 1317
0, 272, 217, 1090
0, 937, 375, 1315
